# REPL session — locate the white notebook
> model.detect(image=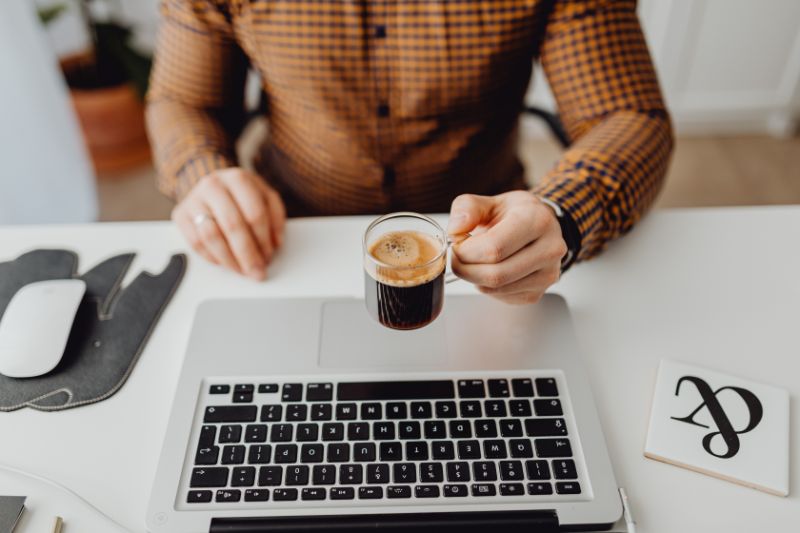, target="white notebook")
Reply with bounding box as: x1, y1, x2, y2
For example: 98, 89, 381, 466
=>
644, 359, 789, 497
